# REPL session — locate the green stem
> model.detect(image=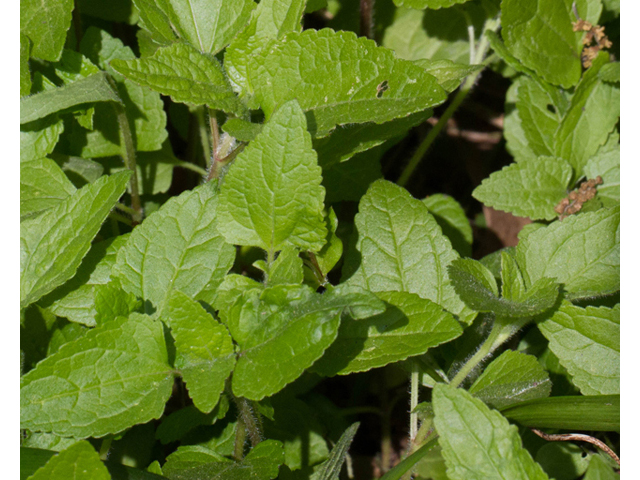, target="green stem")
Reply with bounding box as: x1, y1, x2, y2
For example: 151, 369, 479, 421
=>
196, 107, 212, 168
234, 415, 247, 461
113, 102, 143, 224
175, 160, 208, 177
99, 436, 112, 461
114, 202, 138, 216
237, 397, 262, 447
109, 211, 133, 226
409, 361, 419, 442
